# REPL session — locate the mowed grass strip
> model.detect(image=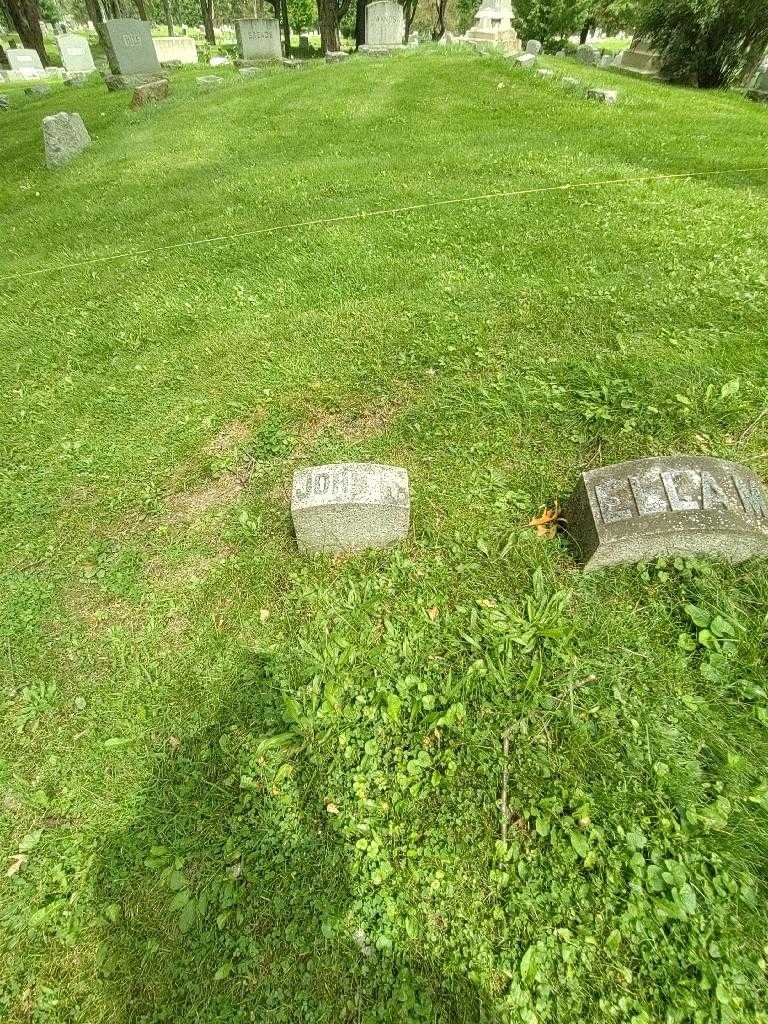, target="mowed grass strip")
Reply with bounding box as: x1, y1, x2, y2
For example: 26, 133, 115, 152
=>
2, 47, 768, 1023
